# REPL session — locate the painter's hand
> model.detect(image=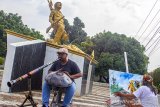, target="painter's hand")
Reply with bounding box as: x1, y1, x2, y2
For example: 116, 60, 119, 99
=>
114, 92, 122, 97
